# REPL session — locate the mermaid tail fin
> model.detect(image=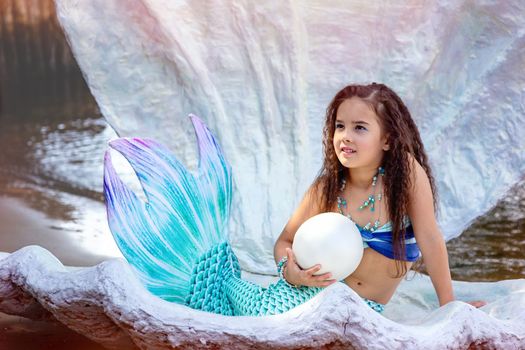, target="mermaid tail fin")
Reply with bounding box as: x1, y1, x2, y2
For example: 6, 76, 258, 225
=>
104, 114, 322, 315
103, 114, 232, 303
